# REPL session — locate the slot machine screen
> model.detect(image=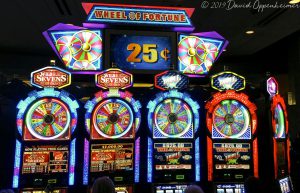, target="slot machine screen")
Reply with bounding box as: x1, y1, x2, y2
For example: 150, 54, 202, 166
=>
153, 143, 193, 170
21, 190, 67, 193
278, 176, 293, 193
277, 142, 286, 169
106, 29, 176, 73
214, 183, 245, 193
90, 143, 134, 172
213, 143, 251, 170
22, 145, 69, 174
155, 185, 188, 193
